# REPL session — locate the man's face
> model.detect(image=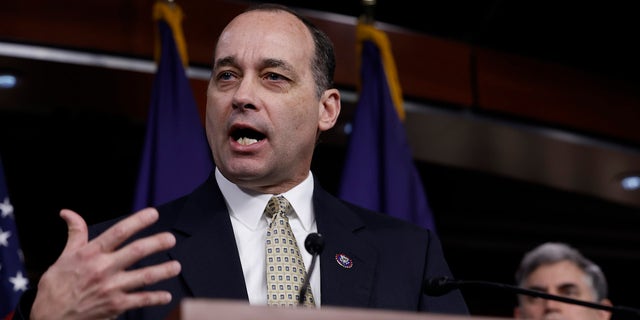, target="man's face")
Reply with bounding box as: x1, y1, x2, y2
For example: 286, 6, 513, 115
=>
514, 260, 611, 320
205, 9, 340, 194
